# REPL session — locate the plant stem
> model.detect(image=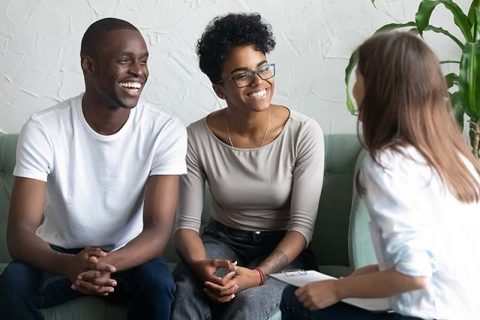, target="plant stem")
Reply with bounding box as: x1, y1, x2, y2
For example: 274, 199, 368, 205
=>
469, 119, 480, 159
